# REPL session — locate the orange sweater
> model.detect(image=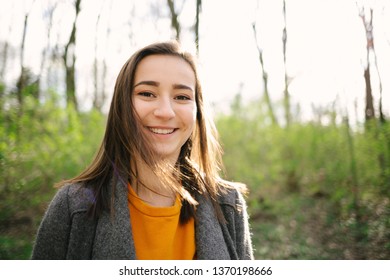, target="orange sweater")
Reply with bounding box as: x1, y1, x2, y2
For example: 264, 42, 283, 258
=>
127, 184, 196, 260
